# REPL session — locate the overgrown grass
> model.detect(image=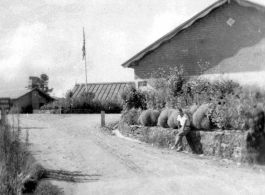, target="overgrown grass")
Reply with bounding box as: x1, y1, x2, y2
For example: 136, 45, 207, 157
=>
0, 114, 63, 195
0, 122, 27, 194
